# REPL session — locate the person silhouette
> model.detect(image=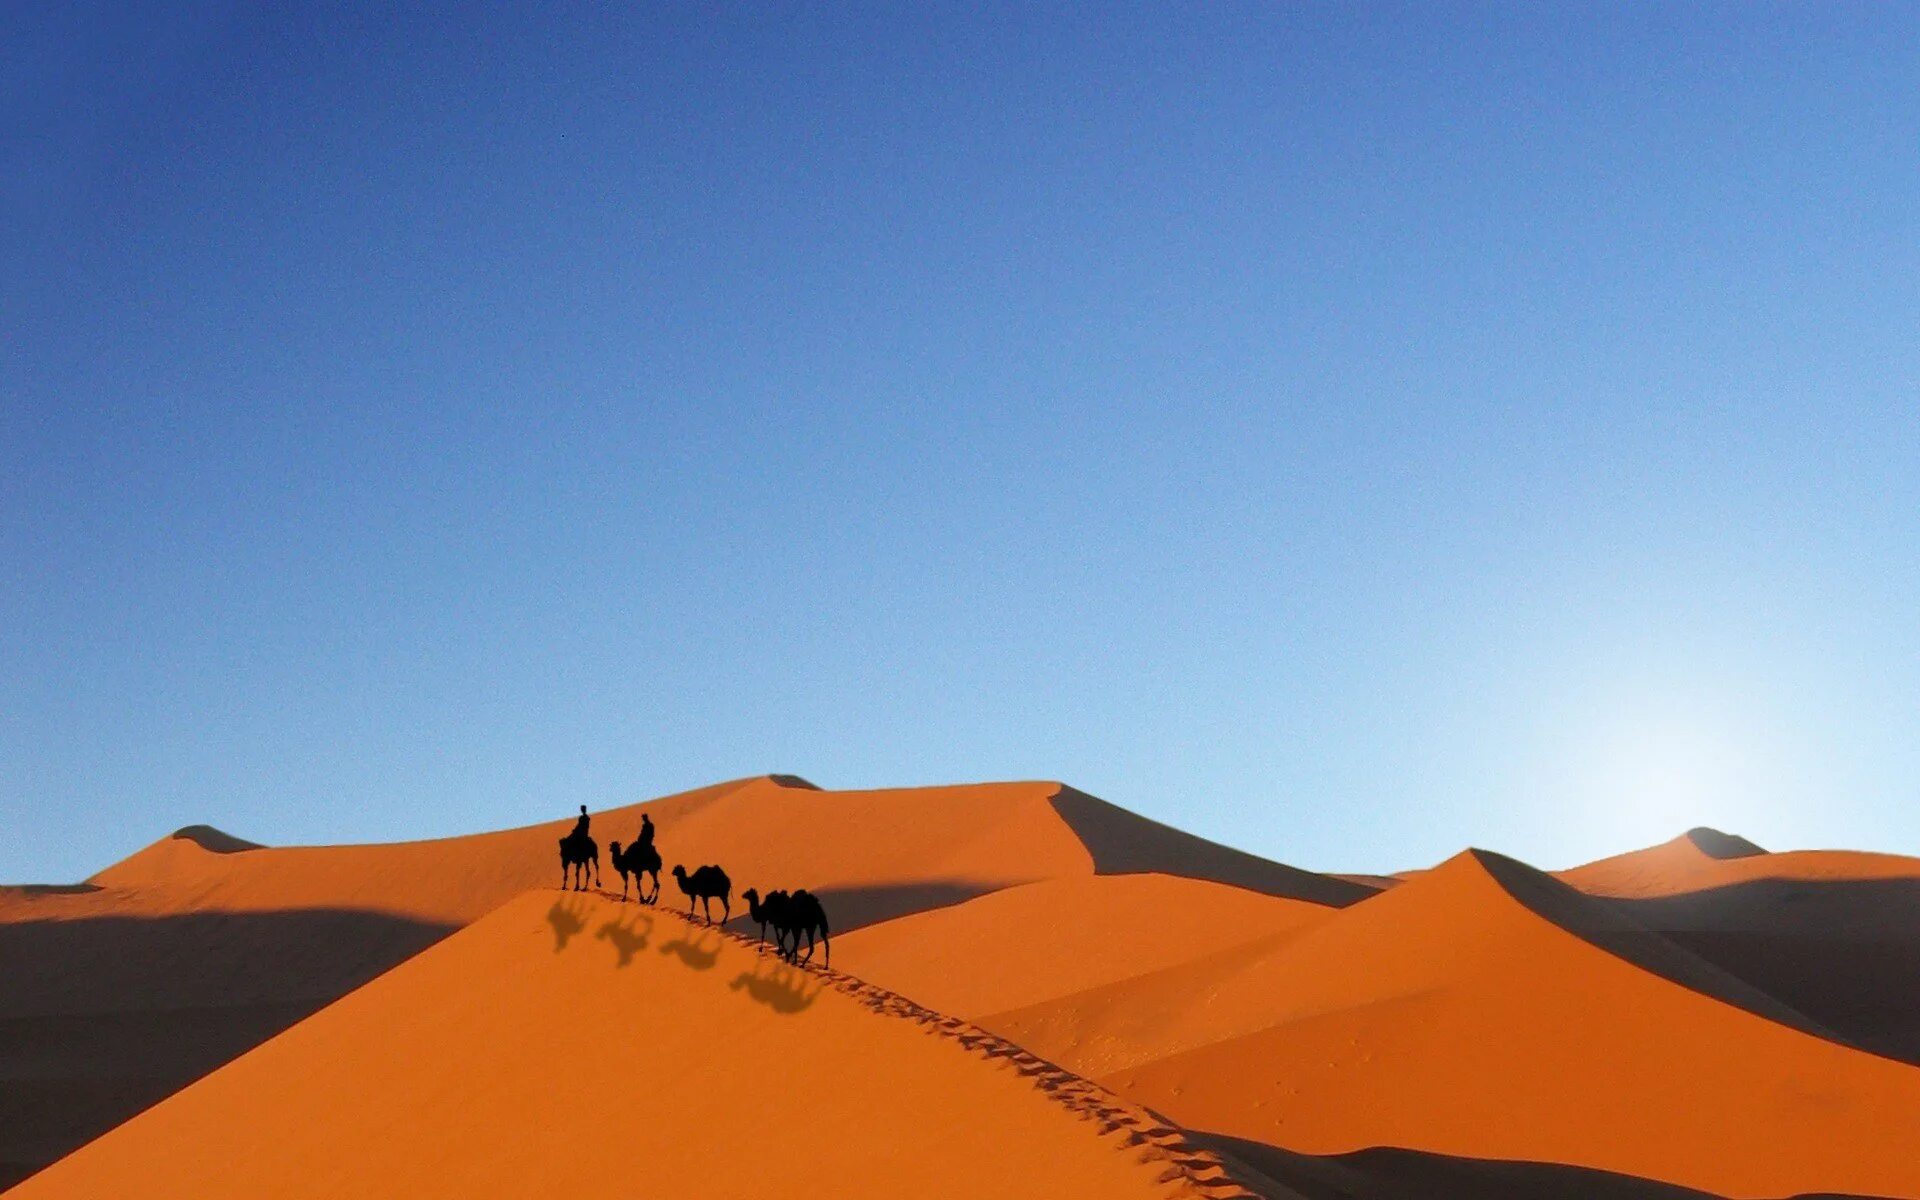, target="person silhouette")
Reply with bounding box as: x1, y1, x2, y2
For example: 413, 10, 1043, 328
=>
637, 812, 654, 851
570, 805, 590, 842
